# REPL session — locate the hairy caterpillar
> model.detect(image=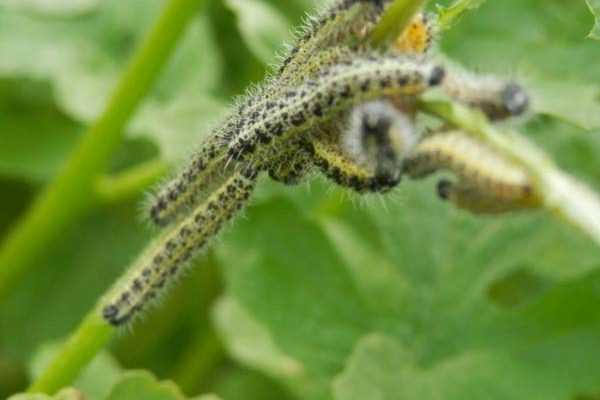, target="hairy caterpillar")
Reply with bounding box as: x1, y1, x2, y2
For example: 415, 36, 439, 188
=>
441, 62, 530, 120
309, 133, 398, 192
148, 0, 393, 227
266, 139, 315, 185
278, 0, 391, 80
343, 100, 416, 177
104, 170, 256, 326
228, 55, 444, 163
403, 130, 539, 213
